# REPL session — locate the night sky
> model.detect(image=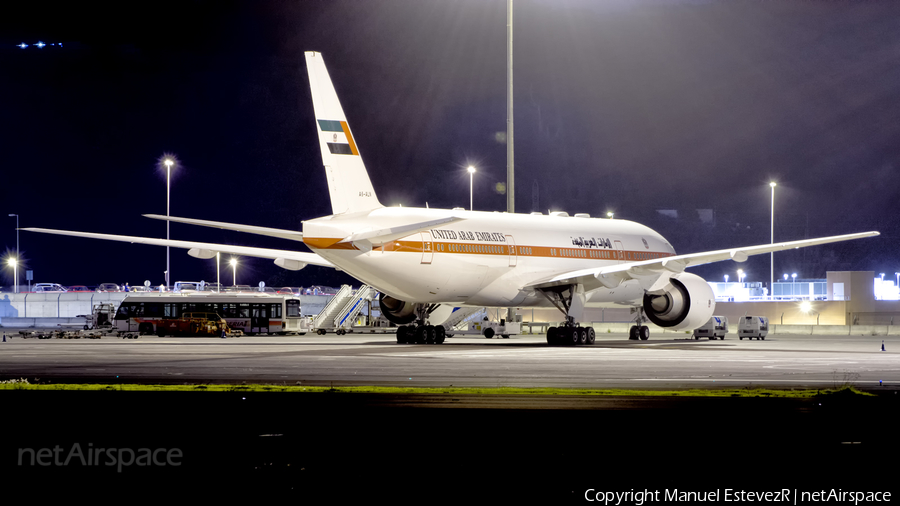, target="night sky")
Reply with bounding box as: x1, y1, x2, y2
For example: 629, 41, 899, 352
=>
2, 0, 897, 291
